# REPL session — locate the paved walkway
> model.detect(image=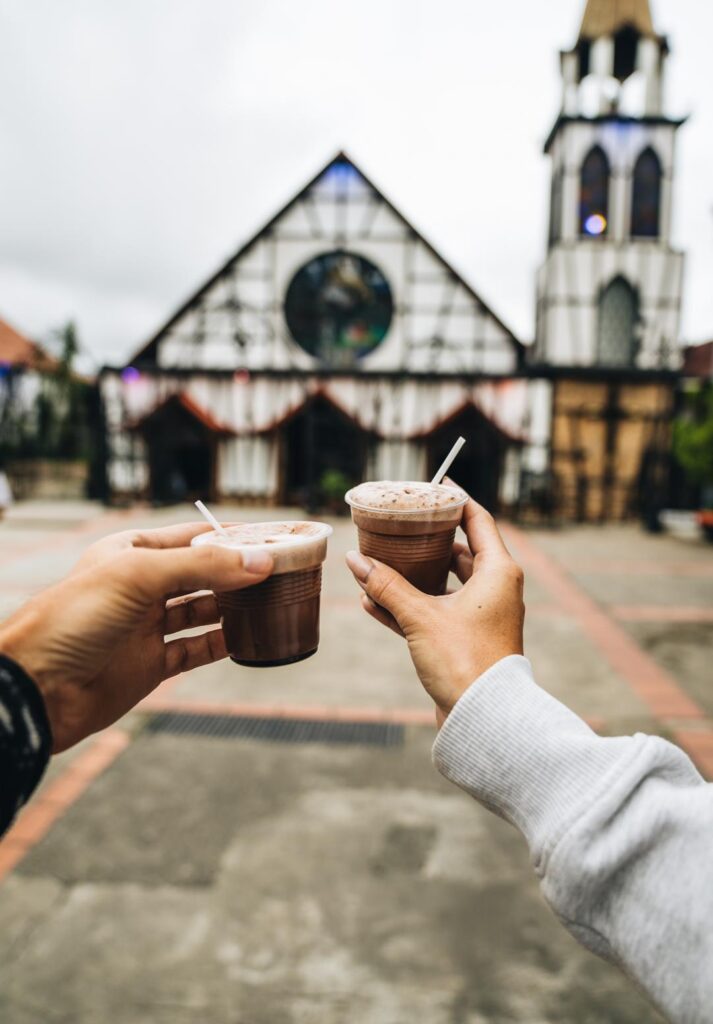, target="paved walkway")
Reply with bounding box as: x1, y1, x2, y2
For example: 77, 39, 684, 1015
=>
1, 501, 711, 1023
